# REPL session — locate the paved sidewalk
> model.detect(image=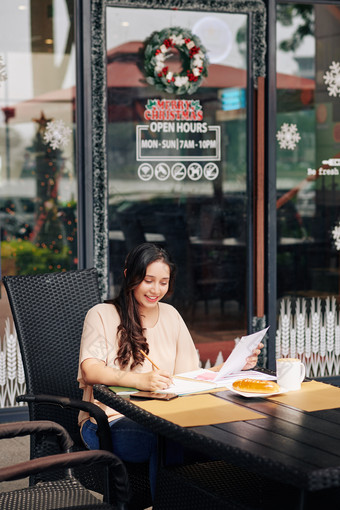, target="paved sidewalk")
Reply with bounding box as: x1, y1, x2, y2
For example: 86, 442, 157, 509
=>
0, 434, 30, 492
0, 434, 153, 509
